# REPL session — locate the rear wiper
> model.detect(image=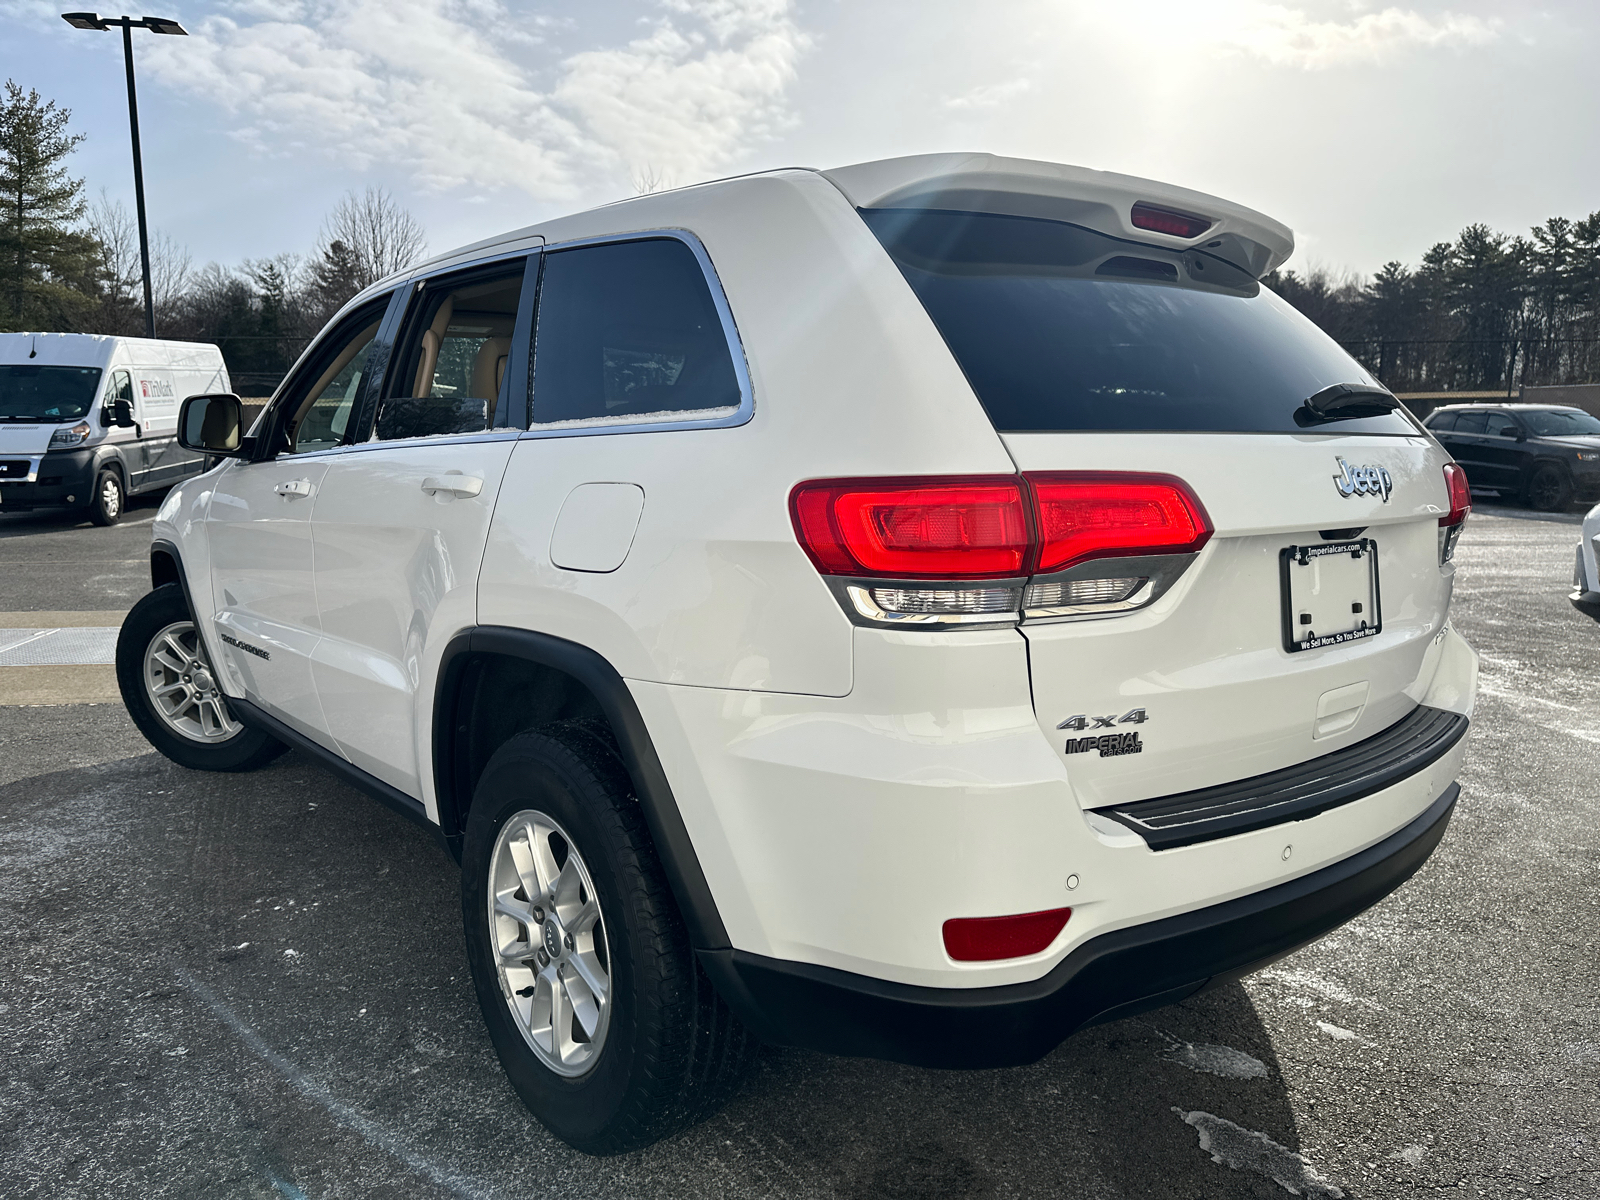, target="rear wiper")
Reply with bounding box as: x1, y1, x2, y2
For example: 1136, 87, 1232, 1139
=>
1295, 384, 1401, 427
